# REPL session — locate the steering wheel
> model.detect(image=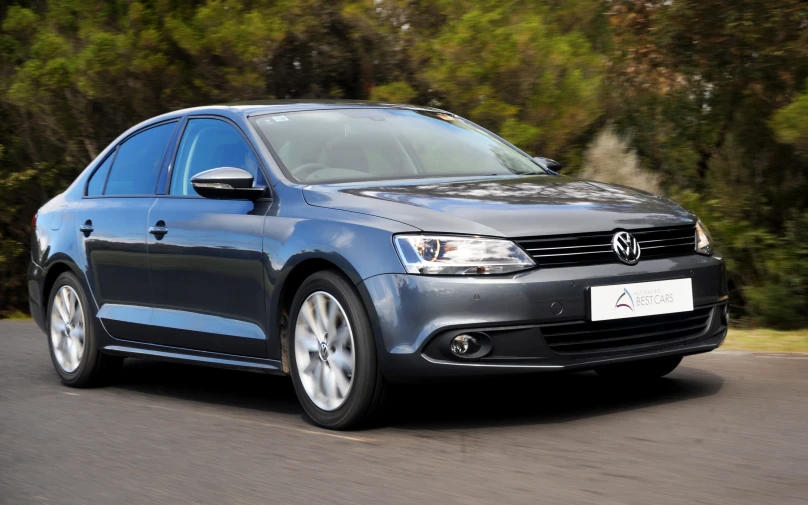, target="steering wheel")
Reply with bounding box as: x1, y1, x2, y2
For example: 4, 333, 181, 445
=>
291, 162, 330, 181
